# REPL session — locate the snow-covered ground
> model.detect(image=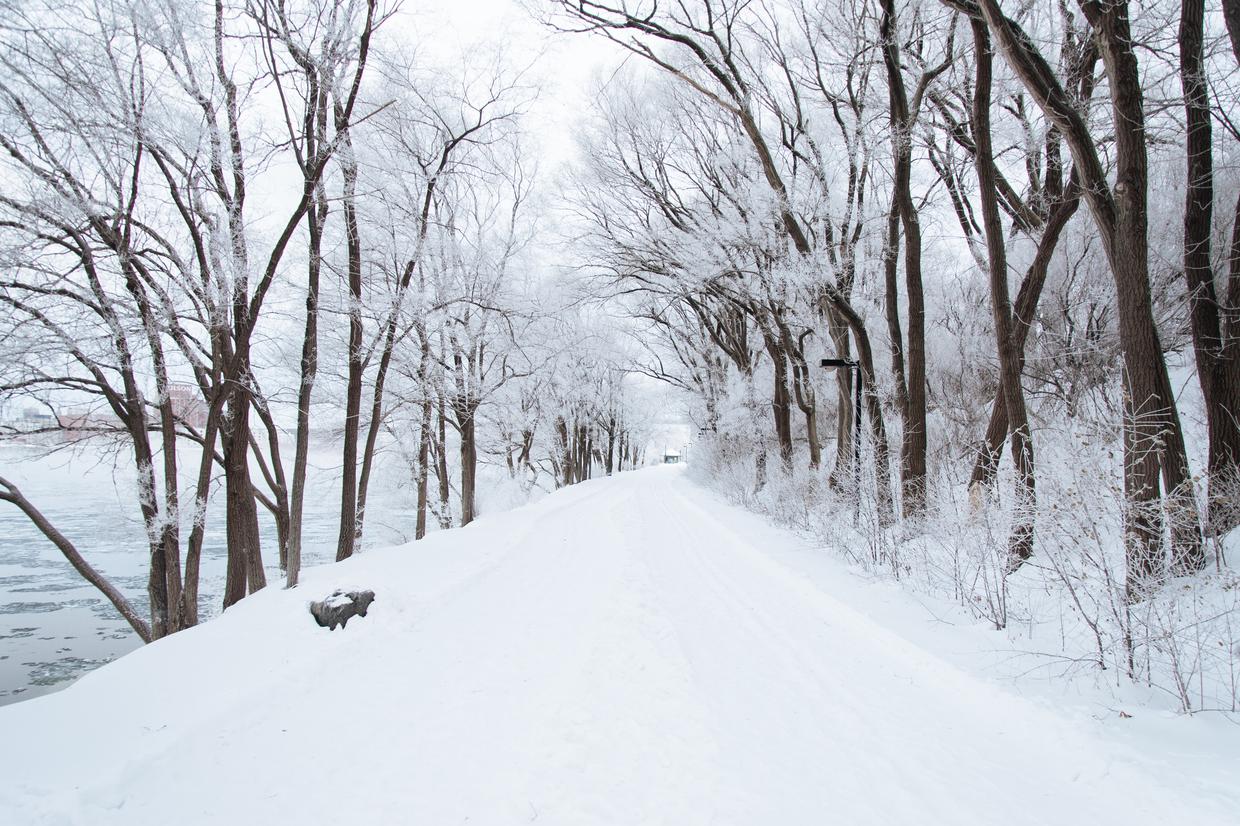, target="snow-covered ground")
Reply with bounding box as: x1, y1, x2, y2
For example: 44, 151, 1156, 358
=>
0, 465, 1236, 824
